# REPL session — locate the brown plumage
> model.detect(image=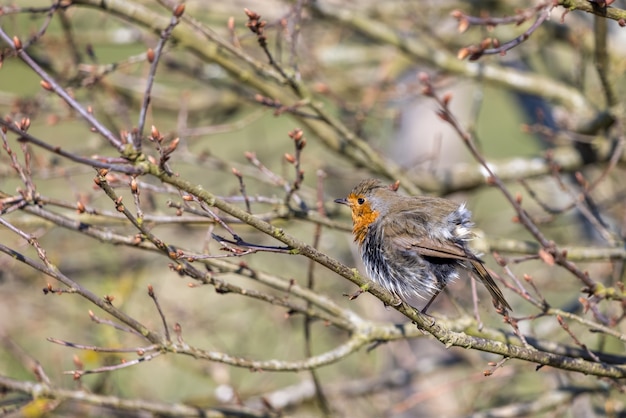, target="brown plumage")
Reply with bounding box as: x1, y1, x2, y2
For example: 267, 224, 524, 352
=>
335, 179, 511, 313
